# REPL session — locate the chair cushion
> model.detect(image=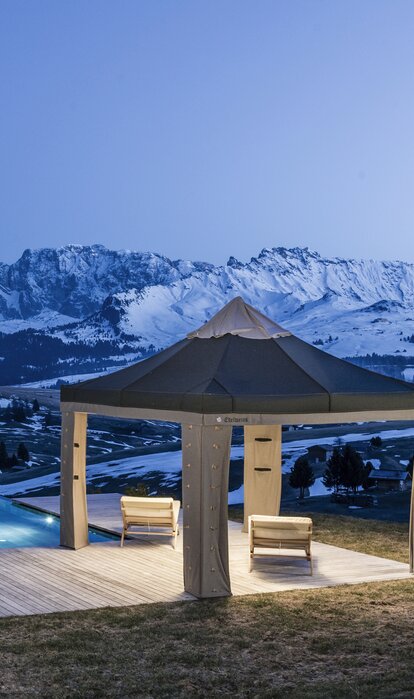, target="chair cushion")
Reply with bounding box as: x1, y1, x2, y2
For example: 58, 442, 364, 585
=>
120, 496, 181, 528
121, 496, 174, 509
249, 515, 312, 529
249, 516, 312, 541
